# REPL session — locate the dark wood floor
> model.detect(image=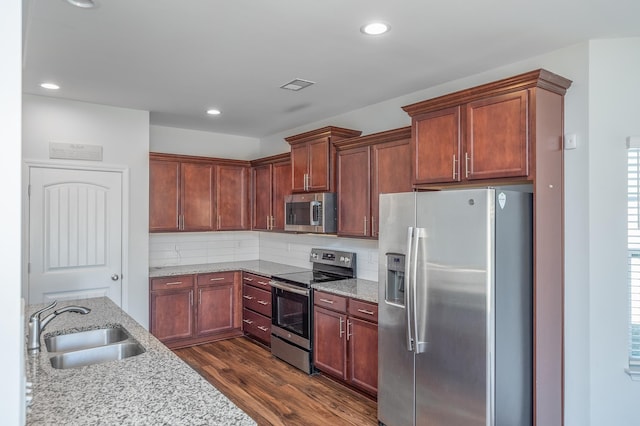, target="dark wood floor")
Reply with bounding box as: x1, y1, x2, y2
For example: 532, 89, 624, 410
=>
174, 337, 378, 426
